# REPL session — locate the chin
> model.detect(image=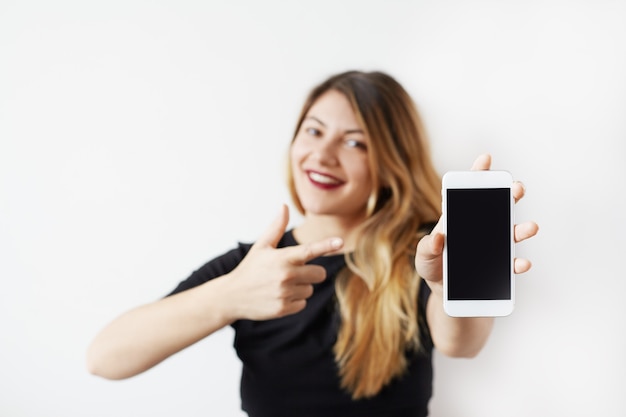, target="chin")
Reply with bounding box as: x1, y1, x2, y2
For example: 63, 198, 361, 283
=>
300, 204, 335, 216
